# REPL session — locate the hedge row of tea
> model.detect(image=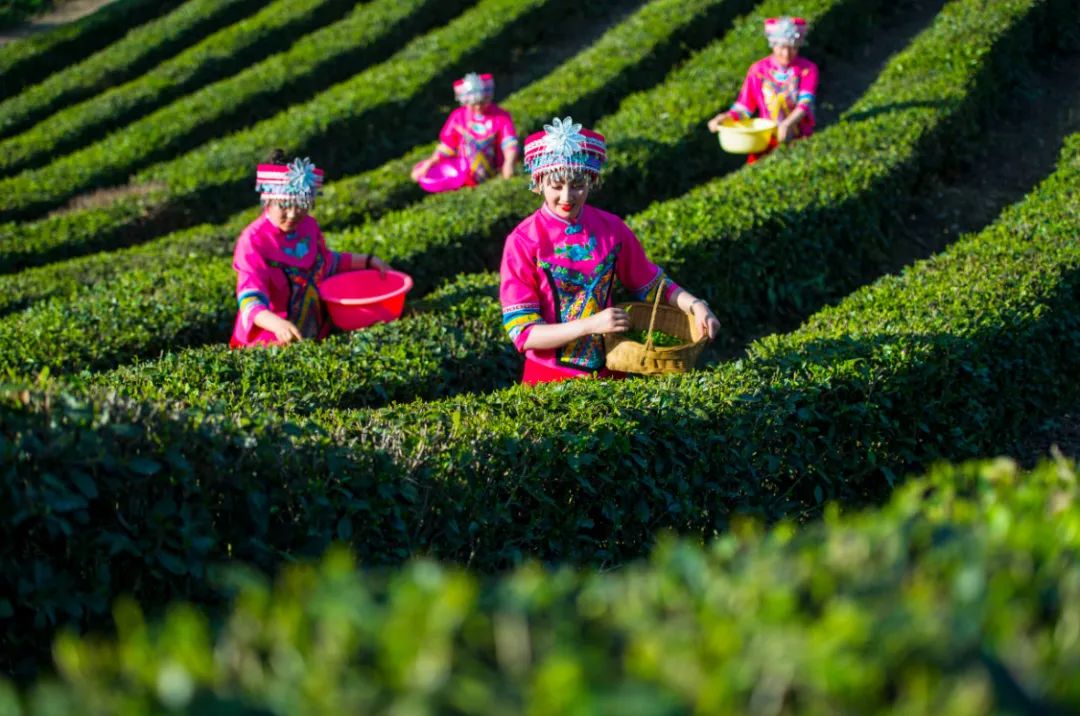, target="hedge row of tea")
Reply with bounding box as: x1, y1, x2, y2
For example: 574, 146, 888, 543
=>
4, 119, 1077, 677
92, 273, 510, 416
0, 0, 358, 173
7, 457, 1080, 715
0, 0, 1055, 405
0, 0, 181, 102
0, 0, 744, 275
0, 0, 593, 222
0, 0, 893, 378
